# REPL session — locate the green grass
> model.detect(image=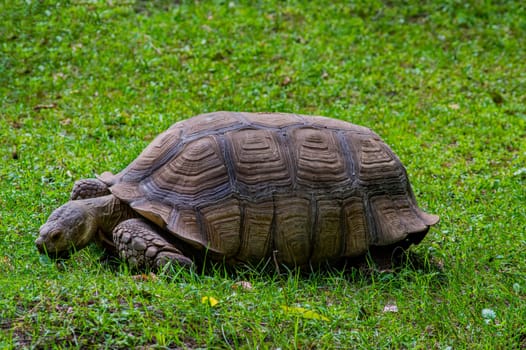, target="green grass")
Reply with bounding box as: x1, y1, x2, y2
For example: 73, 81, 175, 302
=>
1, 0, 525, 348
